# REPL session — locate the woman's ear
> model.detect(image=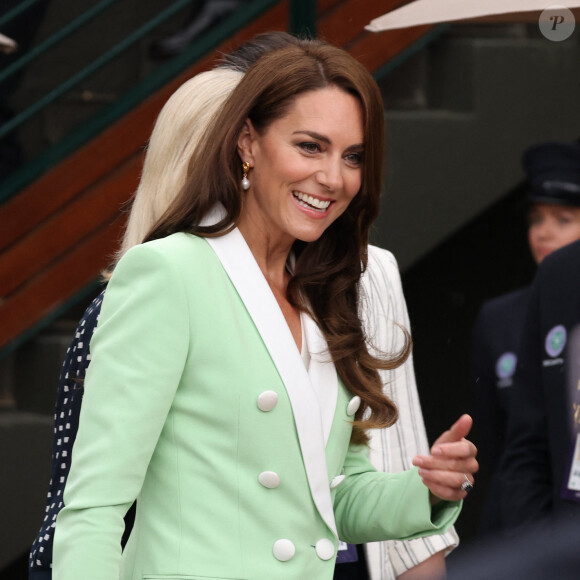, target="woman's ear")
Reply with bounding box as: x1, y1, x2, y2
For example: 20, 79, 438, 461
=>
237, 118, 256, 165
